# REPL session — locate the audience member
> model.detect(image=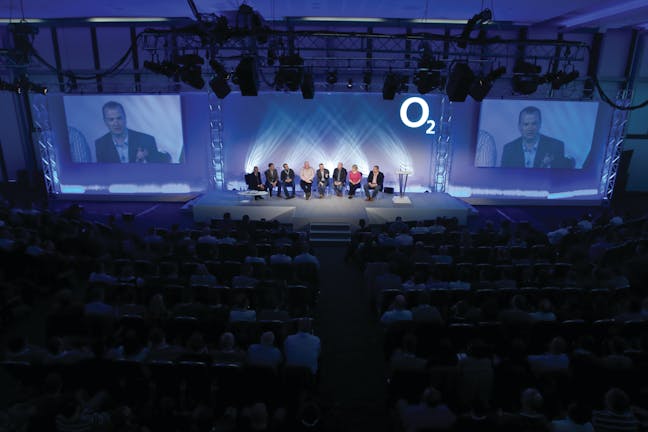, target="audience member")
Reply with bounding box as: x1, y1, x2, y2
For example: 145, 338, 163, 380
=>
246, 331, 283, 369
284, 318, 321, 374
592, 388, 640, 432
397, 387, 457, 432
380, 295, 413, 324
